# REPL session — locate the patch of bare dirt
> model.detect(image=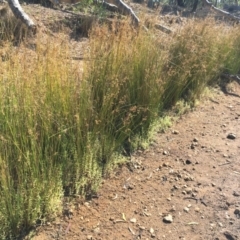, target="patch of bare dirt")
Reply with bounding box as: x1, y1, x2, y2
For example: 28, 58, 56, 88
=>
32, 84, 240, 240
